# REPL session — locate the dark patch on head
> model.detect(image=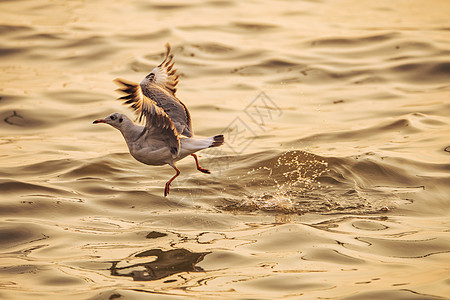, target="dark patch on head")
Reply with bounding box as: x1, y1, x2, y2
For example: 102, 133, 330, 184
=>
119, 117, 123, 123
